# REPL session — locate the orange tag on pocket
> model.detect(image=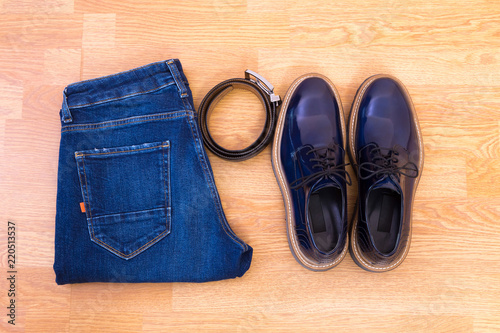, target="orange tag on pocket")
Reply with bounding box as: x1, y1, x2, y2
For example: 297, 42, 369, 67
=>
80, 202, 86, 213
